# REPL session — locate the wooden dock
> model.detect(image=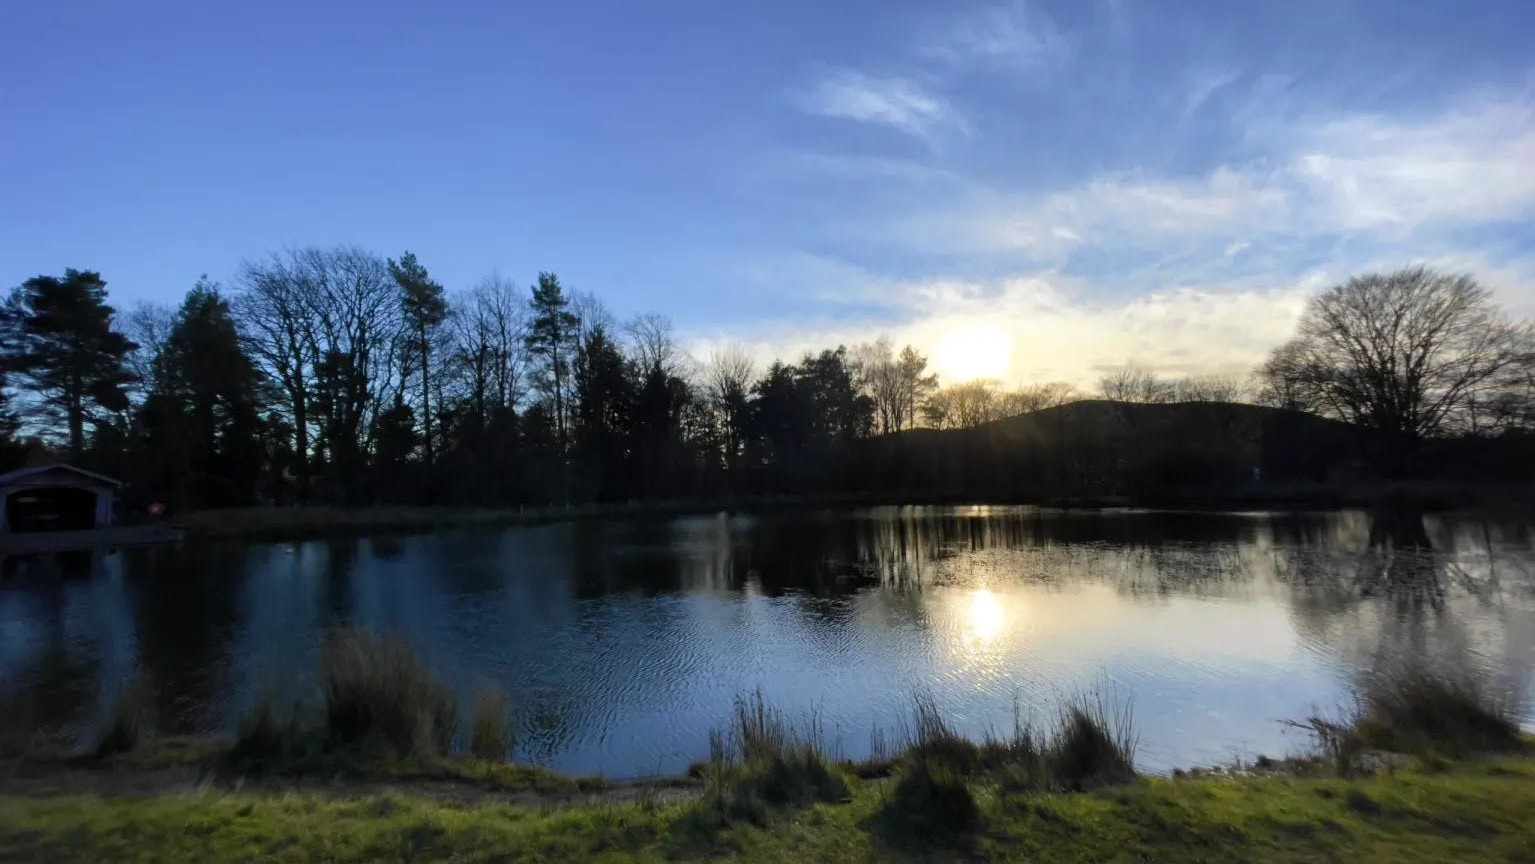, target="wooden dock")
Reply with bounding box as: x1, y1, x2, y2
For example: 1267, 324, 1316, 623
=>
0, 524, 183, 555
